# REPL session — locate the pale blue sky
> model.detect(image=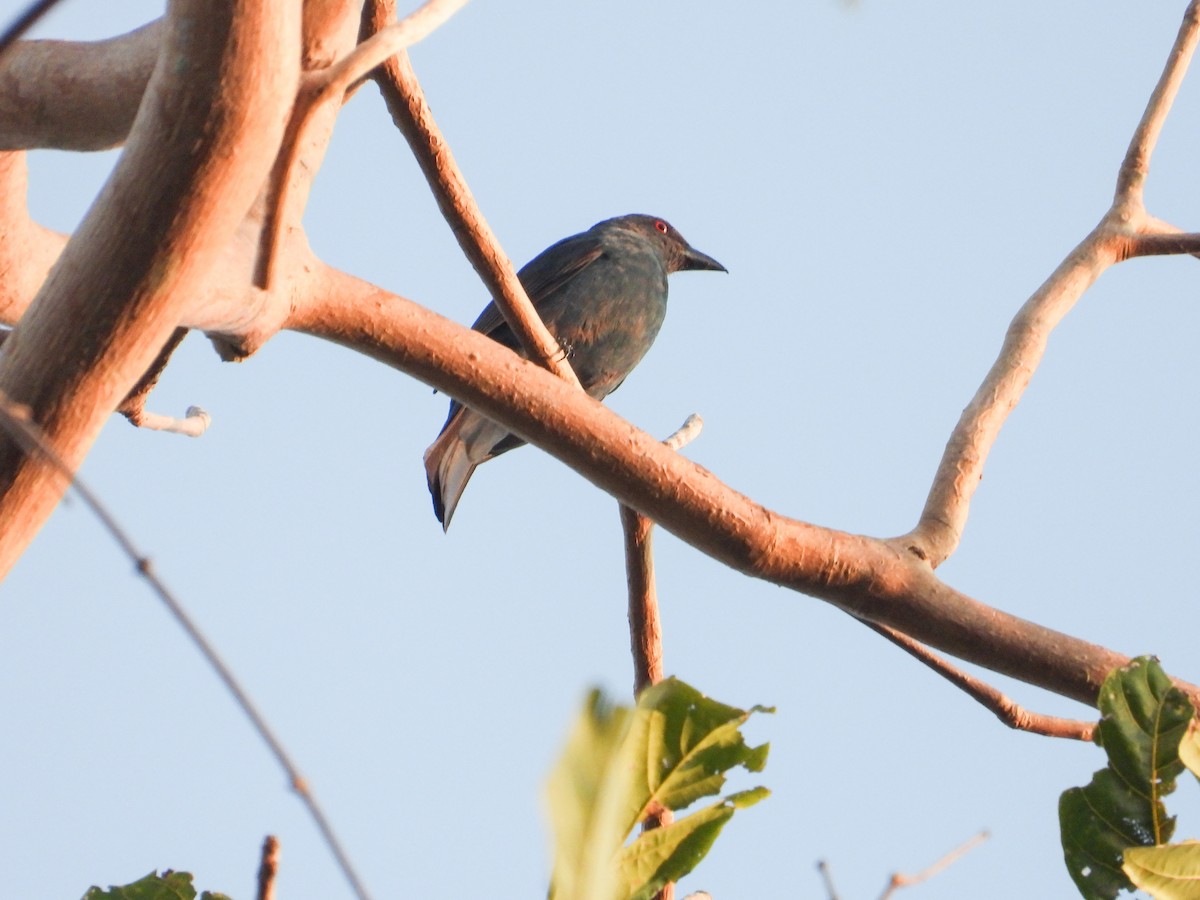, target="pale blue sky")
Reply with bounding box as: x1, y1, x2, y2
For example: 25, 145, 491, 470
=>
5, 2, 1200, 898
